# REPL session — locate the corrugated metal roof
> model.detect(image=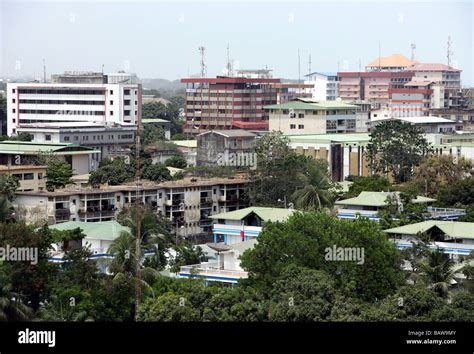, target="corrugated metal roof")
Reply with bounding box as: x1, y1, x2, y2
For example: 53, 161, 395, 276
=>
336, 191, 435, 207
366, 54, 416, 68
0, 141, 99, 155
209, 206, 295, 222
197, 130, 256, 138
49, 220, 131, 241
384, 221, 474, 239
